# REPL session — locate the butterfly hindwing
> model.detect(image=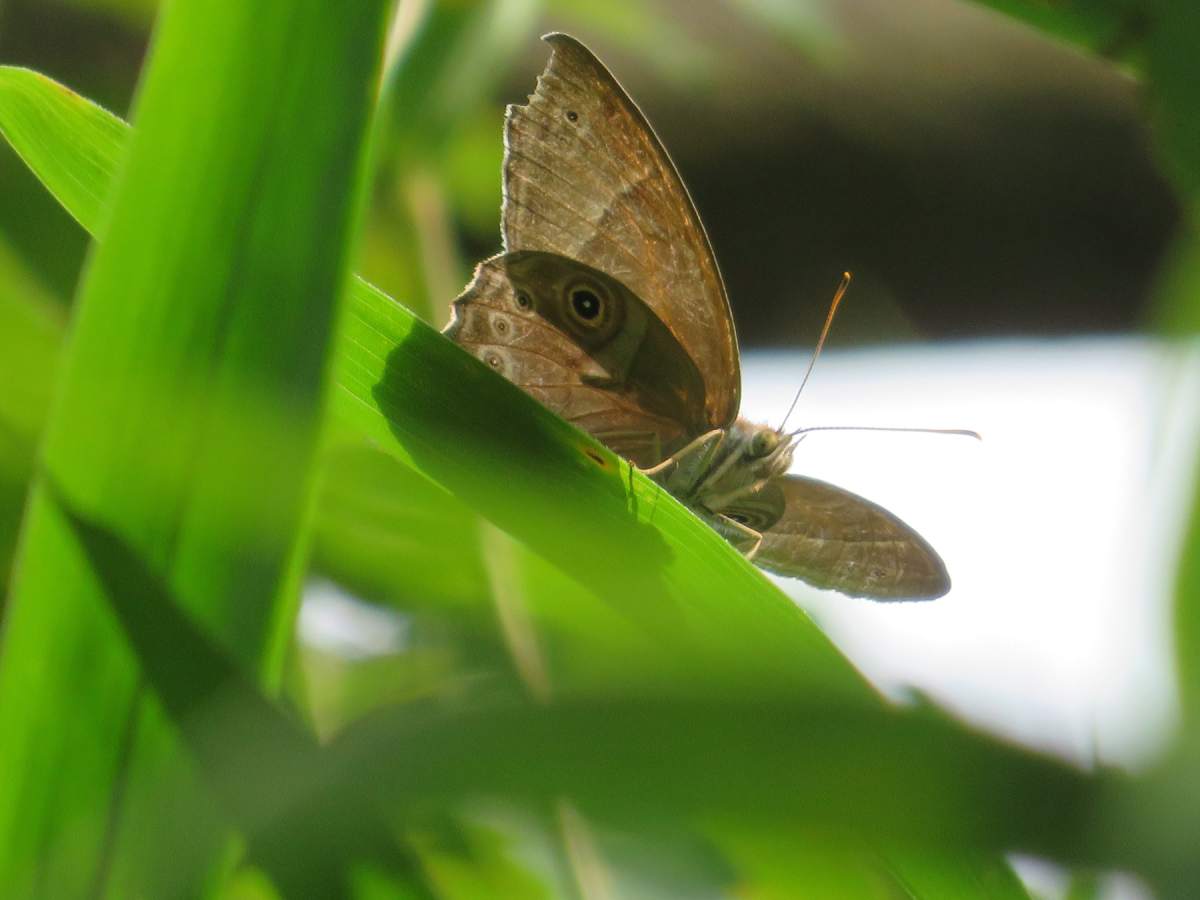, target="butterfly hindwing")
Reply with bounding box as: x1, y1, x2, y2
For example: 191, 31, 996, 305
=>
446, 251, 710, 466
718, 475, 951, 600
